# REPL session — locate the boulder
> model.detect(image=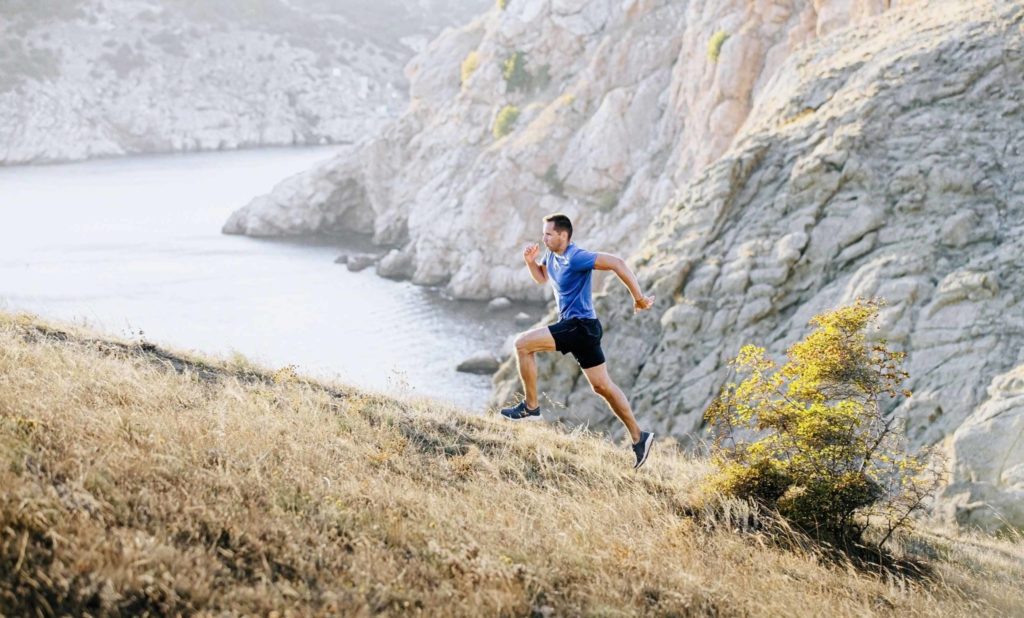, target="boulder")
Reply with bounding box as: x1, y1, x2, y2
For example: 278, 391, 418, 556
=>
487, 297, 513, 312
940, 365, 1024, 533
345, 254, 379, 272
457, 352, 501, 375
